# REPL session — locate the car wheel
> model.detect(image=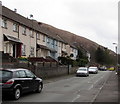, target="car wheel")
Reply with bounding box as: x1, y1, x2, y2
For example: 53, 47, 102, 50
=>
36, 83, 43, 93
13, 88, 21, 100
